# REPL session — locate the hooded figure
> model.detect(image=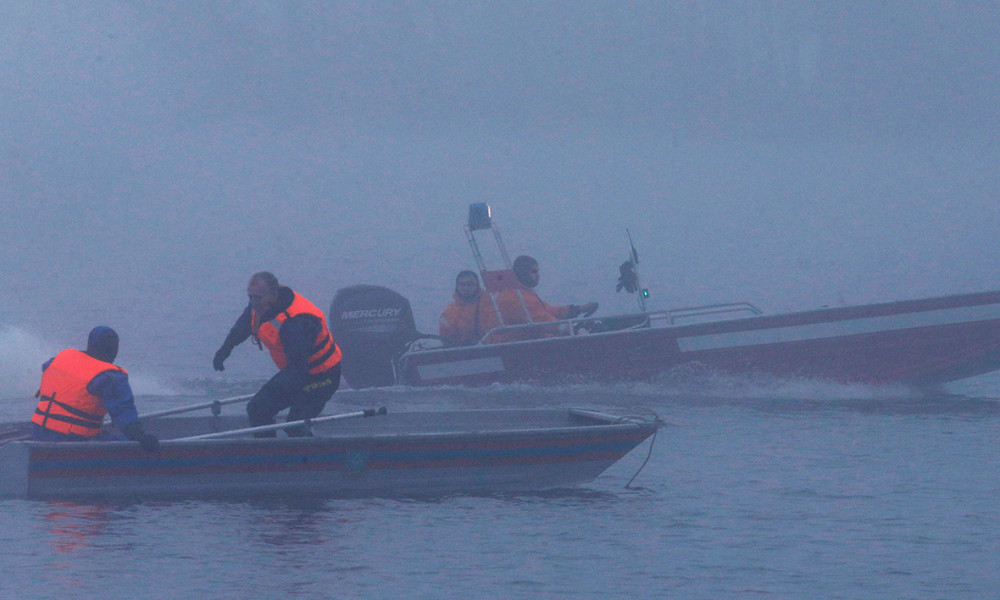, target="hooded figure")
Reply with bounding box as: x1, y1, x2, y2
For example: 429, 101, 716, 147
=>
87, 325, 119, 363
30, 326, 158, 451
512, 255, 540, 288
